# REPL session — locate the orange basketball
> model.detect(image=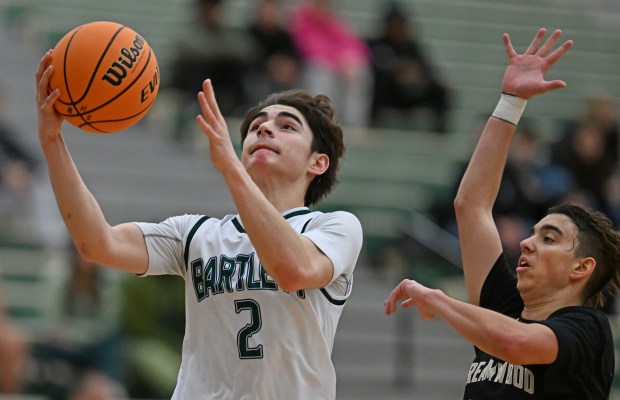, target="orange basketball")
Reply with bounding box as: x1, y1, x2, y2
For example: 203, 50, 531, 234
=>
49, 21, 160, 133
